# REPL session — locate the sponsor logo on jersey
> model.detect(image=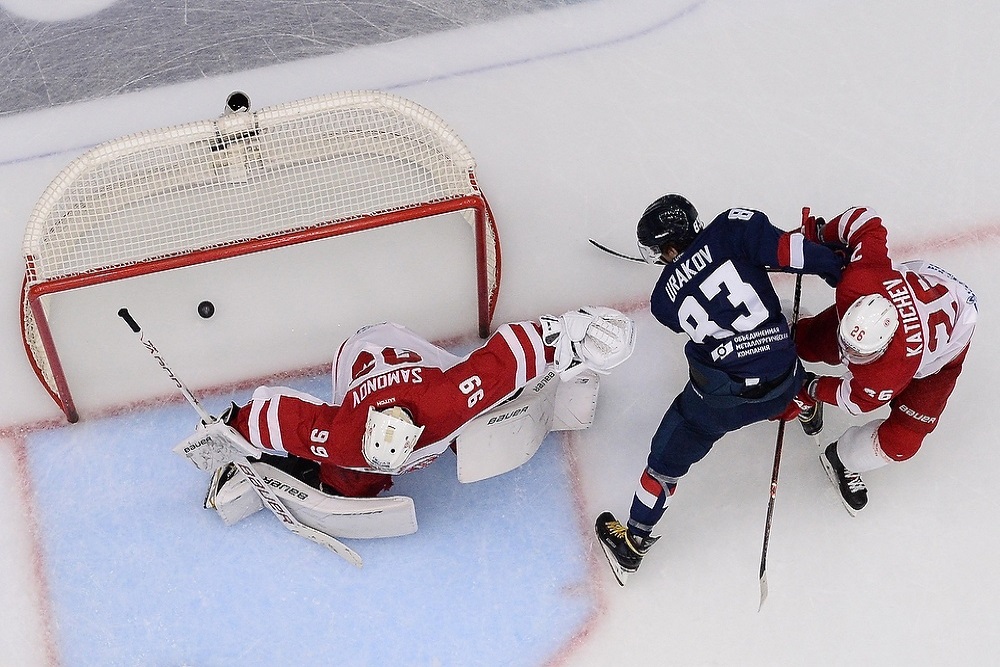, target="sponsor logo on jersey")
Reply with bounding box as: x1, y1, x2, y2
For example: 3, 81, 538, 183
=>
350, 368, 424, 407
663, 246, 713, 302
927, 262, 978, 307
882, 278, 924, 357
712, 326, 787, 360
